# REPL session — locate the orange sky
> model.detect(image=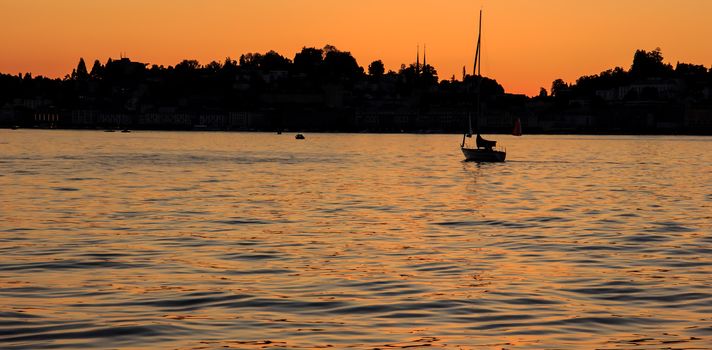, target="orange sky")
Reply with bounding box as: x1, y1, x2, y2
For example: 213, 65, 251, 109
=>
2, 0, 712, 95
